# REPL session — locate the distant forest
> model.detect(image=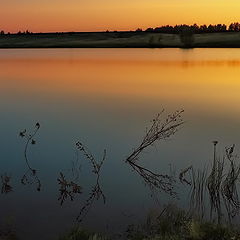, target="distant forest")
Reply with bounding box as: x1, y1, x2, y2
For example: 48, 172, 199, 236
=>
137, 22, 240, 34
1, 22, 240, 35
